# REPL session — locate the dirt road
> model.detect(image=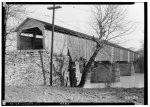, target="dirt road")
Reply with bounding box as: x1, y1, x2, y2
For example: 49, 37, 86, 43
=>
4, 86, 144, 105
